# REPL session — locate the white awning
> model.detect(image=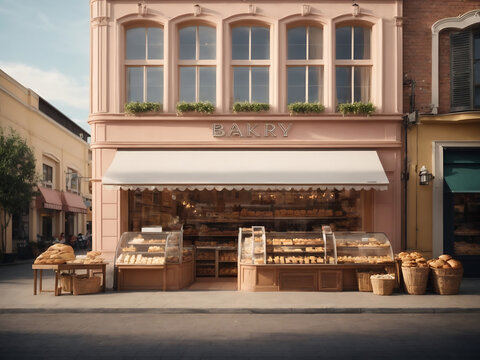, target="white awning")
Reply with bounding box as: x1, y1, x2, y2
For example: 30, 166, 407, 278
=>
102, 150, 389, 191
